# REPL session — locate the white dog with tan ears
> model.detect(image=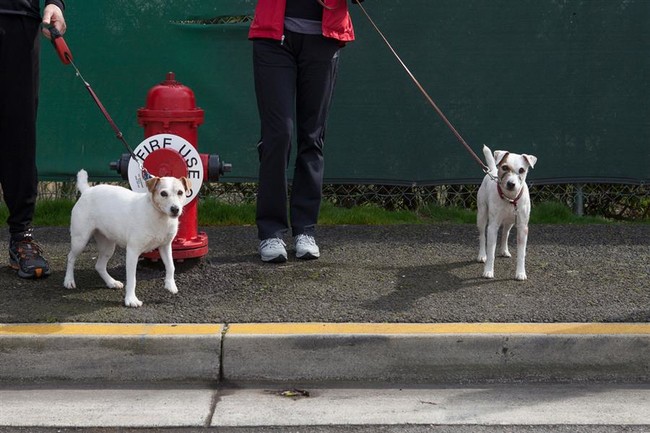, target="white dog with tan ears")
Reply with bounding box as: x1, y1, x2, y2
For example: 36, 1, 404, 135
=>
477, 145, 537, 280
63, 169, 190, 307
